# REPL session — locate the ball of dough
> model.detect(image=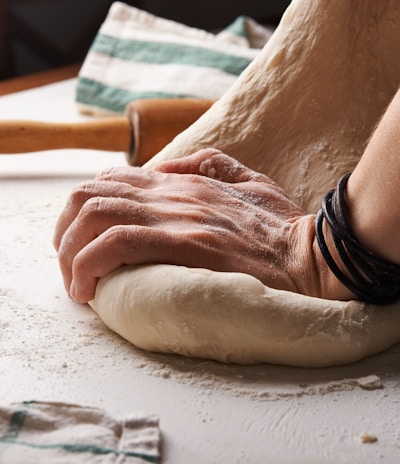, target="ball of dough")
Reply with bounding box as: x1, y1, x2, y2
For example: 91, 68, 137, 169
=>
90, 264, 400, 367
